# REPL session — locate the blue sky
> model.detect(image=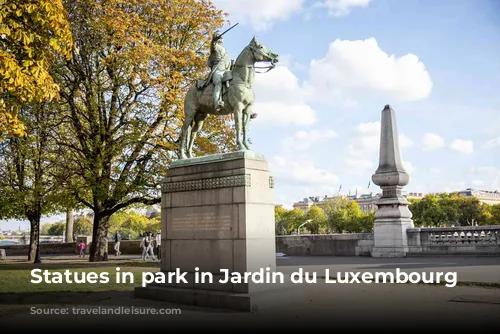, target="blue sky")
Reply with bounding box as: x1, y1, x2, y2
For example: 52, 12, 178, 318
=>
214, 0, 500, 208
1, 0, 499, 231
